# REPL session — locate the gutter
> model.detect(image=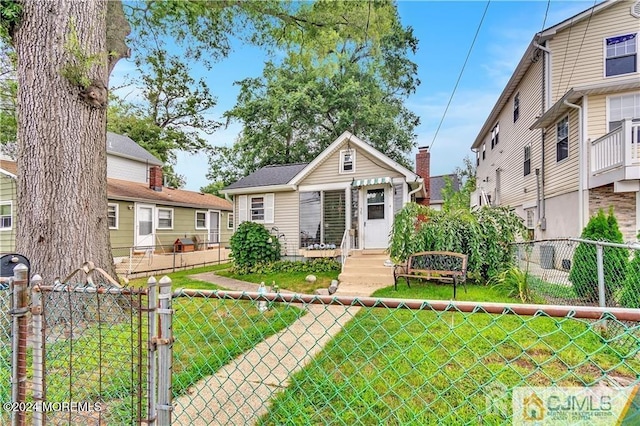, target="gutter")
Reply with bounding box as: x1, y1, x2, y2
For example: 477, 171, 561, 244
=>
408, 182, 423, 201
564, 99, 585, 231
